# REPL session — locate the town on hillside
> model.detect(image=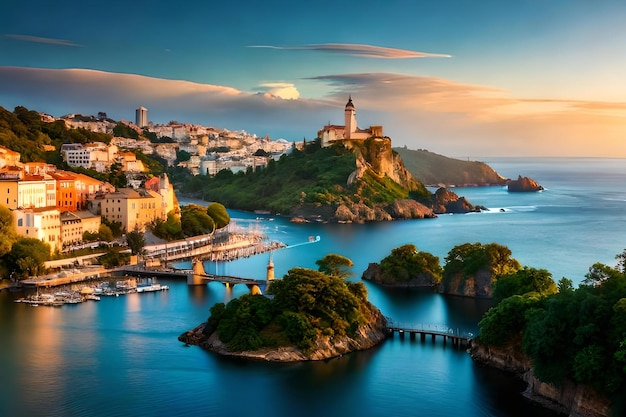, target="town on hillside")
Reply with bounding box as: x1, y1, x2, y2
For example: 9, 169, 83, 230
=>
0, 97, 397, 278
0, 103, 299, 248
